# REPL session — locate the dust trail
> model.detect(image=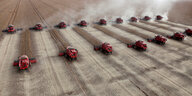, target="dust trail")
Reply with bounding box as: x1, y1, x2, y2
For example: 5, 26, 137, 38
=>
33, 0, 183, 25
58, 0, 178, 23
